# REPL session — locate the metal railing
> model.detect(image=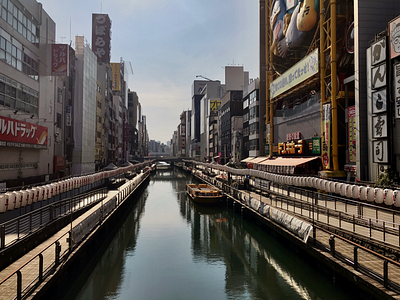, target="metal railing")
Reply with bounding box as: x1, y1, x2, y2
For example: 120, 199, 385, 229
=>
0, 171, 150, 300
0, 188, 107, 250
